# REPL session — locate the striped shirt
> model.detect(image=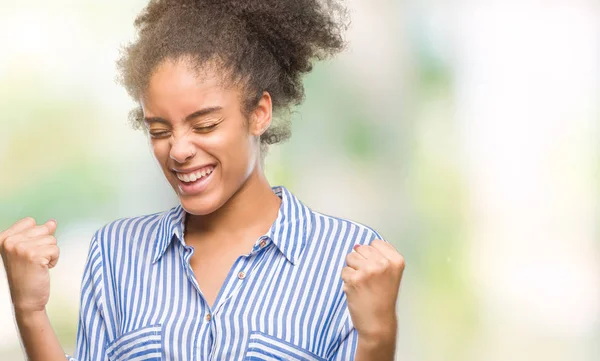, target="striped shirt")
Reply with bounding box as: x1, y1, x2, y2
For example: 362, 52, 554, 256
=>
66, 186, 383, 361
